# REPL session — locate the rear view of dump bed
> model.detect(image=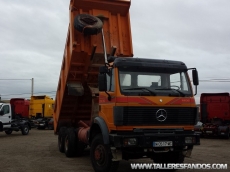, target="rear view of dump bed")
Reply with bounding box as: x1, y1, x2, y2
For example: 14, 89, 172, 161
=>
54, 0, 133, 132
